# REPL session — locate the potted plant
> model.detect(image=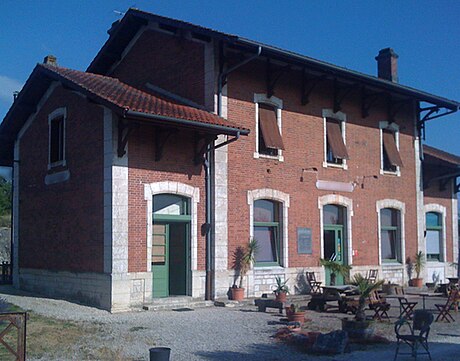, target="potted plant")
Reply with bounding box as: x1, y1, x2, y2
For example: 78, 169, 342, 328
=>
286, 304, 306, 324
342, 273, 384, 339
273, 276, 289, 303
319, 259, 352, 285
231, 238, 258, 301
411, 251, 425, 288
